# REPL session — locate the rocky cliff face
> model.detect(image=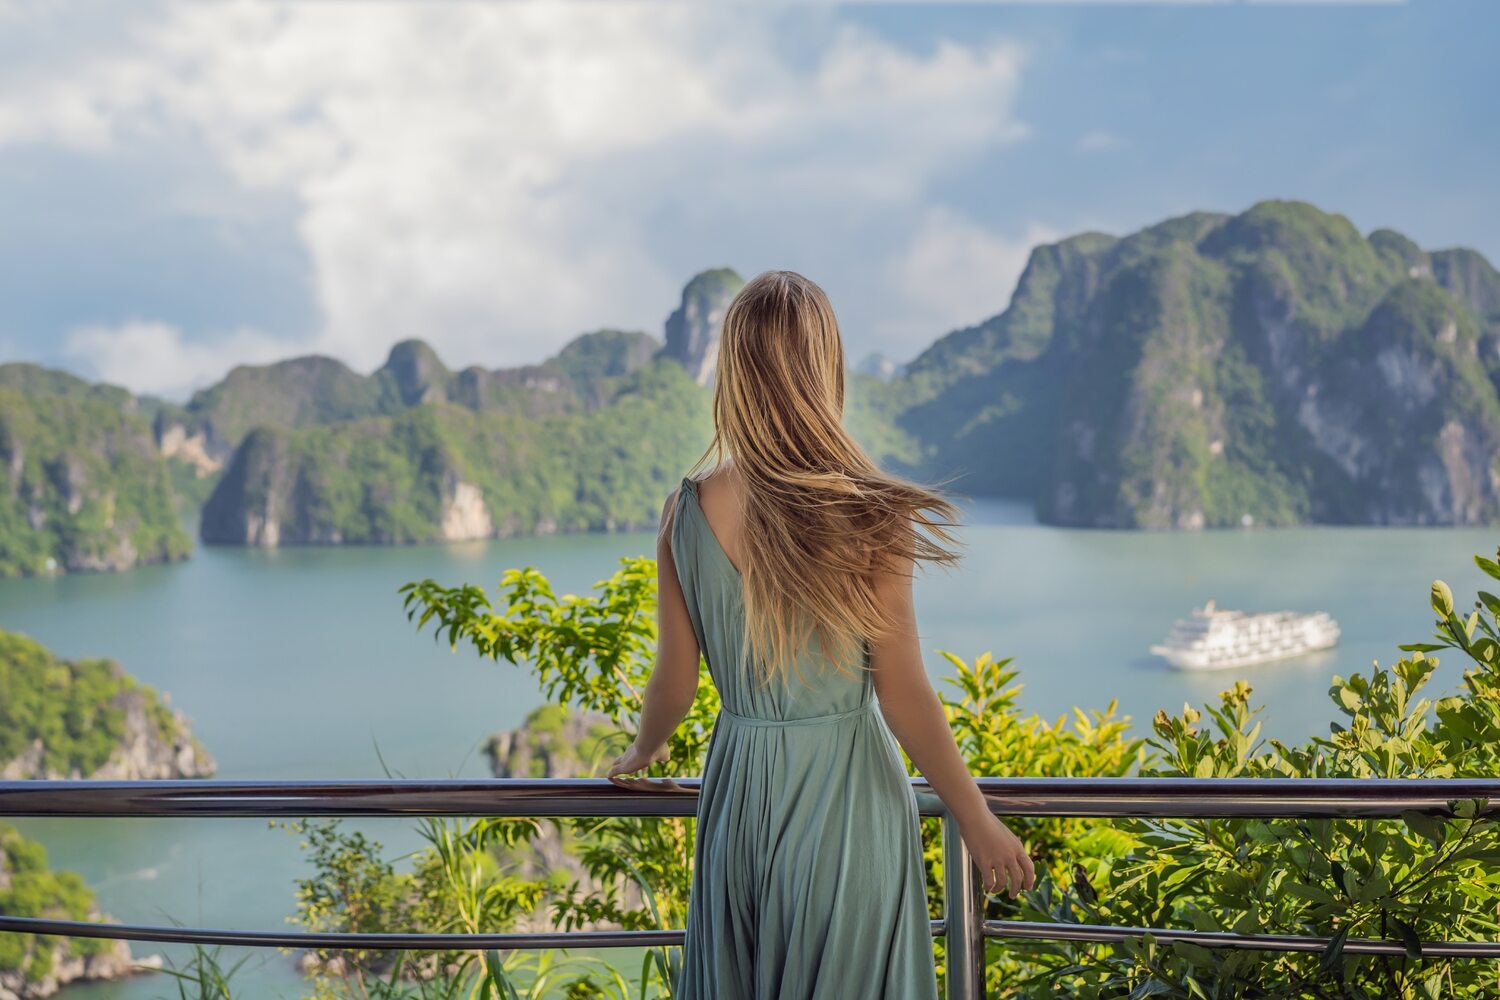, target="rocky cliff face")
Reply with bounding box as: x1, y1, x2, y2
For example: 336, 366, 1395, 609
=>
155, 422, 222, 477
0, 926, 160, 1000
0, 695, 214, 779
894, 201, 1500, 528
437, 476, 493, 542
0, 370, 192, 577
383, 339, 451, 407
486, 703, 616, 782
1, 629, 215, 782
660, 268, 745, 385
1, 687, 215, 782
197, 412, 519, 547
